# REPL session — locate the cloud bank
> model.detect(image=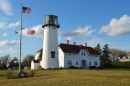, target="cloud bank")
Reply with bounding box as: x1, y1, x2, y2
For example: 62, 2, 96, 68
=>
59, 26, 95, 40
0, 48, 18, 54
8, 21, 20, 28
0, 0, 13, 16
0, 40, 19, 47
99, 15, 130, 37
0, 21, 5, 28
